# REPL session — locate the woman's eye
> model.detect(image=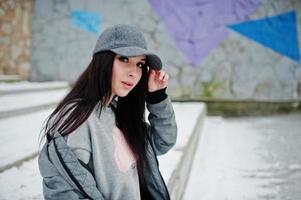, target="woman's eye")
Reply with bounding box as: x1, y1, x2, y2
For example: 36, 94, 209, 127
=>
137, 63, 145, 68
118, 56, 128, 62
